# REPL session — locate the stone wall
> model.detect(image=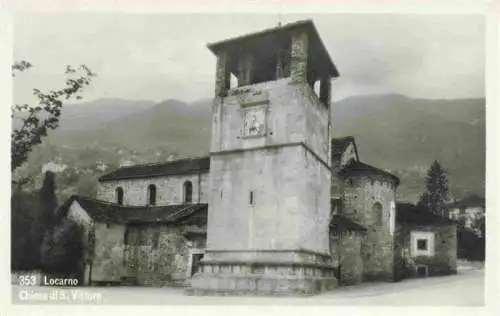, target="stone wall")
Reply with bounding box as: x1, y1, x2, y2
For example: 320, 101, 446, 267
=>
207, 145, 309, 252
206, 146, 331, 255
88, 221, 206, 286
330, 232, 364, 285
395, 223, 457, 278
330, 173, 344, 199
66, 201, 95, 285
302, 148, 331, 252
214, 52, 230, 96
91, 223, 126, 284
290, 30, 308, 84
393, 222, 405, 281
190, 248, 338, 296
208, 78, 331, 255
301, 79, 330, 163
97, 172, 209, 206
341, 176, 397, 281
125, 224, 206, 286
210, 78, 330, 164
